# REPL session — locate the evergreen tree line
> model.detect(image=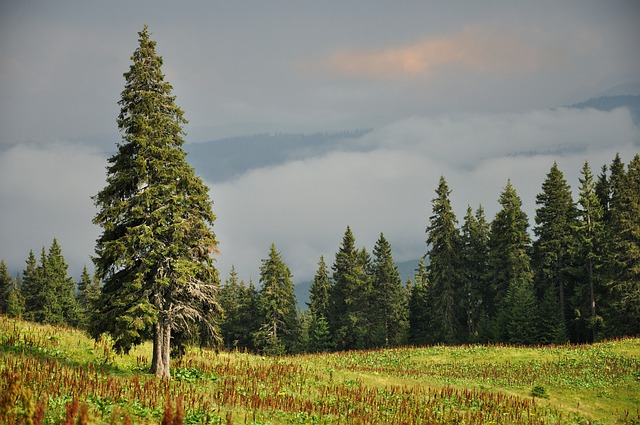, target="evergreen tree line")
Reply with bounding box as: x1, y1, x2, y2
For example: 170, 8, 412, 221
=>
0, 239, 100, 330
215, 153, 640, 353
2, 153, 638, 353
